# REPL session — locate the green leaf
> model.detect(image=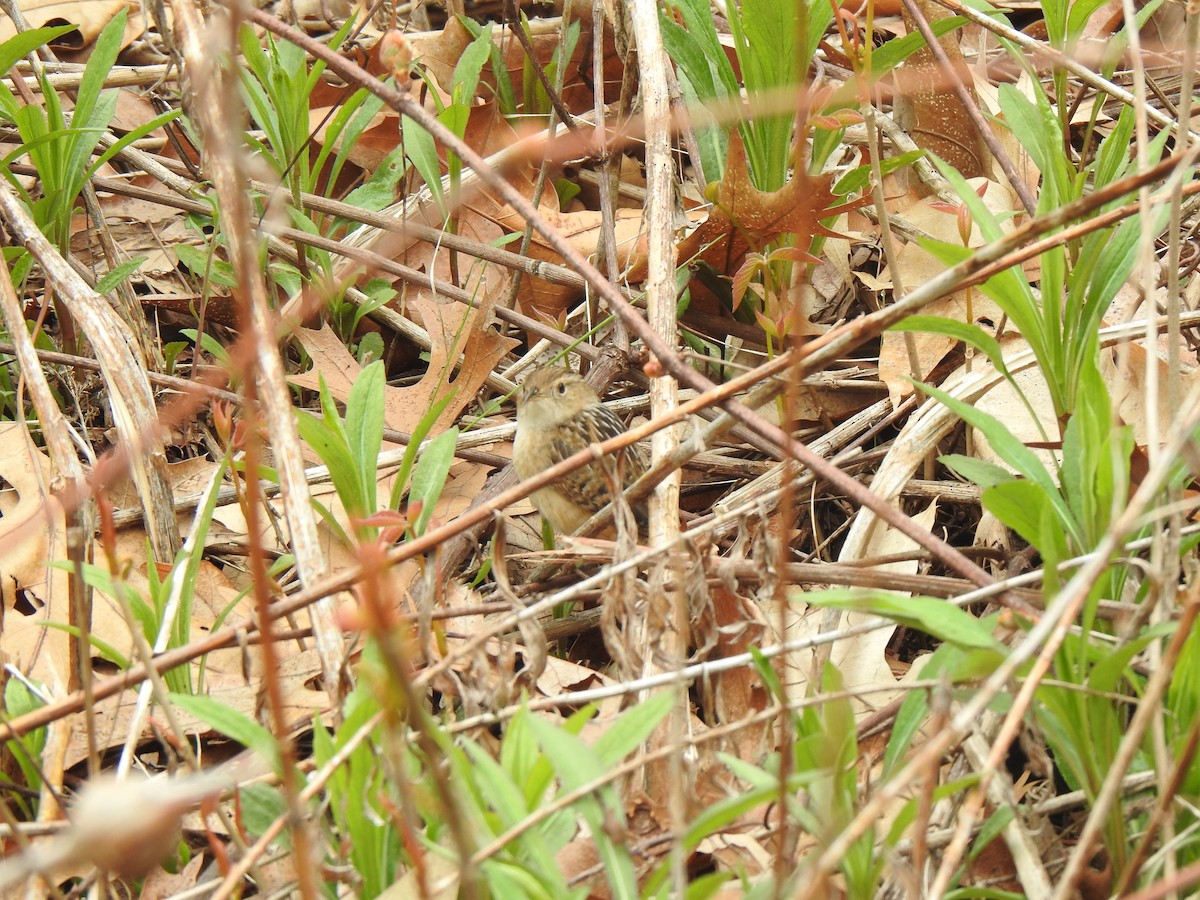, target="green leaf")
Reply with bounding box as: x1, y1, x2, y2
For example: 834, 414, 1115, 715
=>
884, 644, 957, 776
867, 17, 967, 74
239, 783, 289, 842
918, 380, 1075, 539
175, 244, 238, 288
0, 25, 78, 80
388, 394, 454, 510
1092, 105, 1135, 189
409, 426, 458, 536
402, 114, 444, 209
592, 690, 673, 767
169, 692, 282, 773
997, 83, 1066, 210
461, 738, 531, 829
180, 328, 232, 366
940, 454, 1015, 490
891, 315, 1008, 376
94, 257, 147, 295
982, 480, 1067, 560
75, 10, 127, 128
526, 717, 638, 900
805, 589, 1006, 652
39, 622, 130, 669
296, 408, 363, 520
452, 24, 493, 110
344, 360, 385, 492
834, 148, 927, 196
